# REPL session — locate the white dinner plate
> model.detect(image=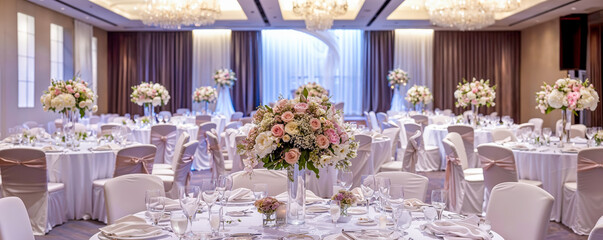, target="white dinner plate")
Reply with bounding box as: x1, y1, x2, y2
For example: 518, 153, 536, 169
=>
306, 205, 329, 213
98, 231, 168, 240
355, 218, 378, 226
347, 208, 367, 215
